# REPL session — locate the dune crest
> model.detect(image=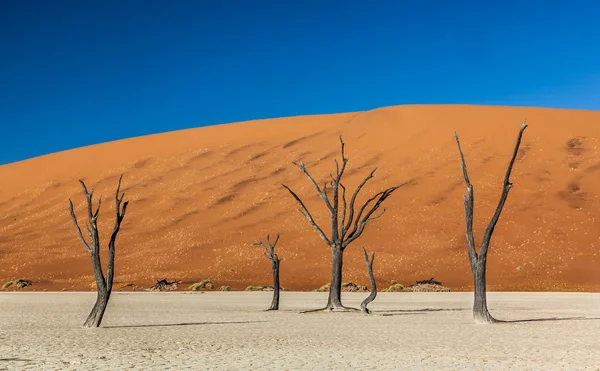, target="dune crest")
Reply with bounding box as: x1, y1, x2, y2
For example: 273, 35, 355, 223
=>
1, 104, 599, 292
